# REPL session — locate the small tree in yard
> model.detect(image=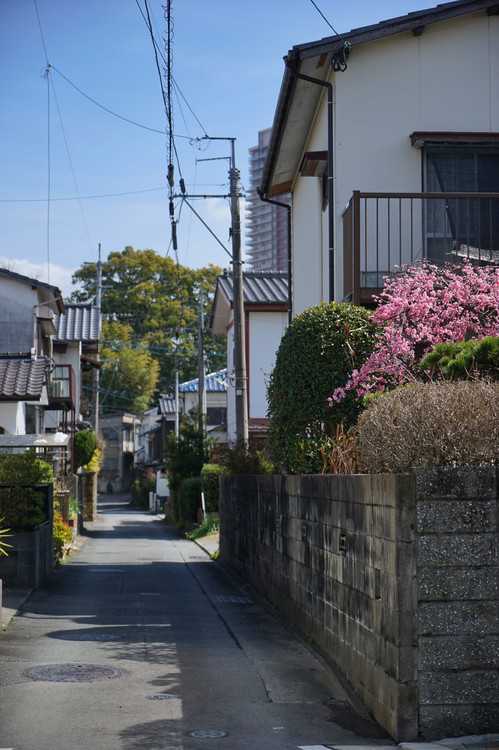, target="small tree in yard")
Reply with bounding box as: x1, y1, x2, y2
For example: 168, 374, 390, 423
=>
331, 262, 499, 404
